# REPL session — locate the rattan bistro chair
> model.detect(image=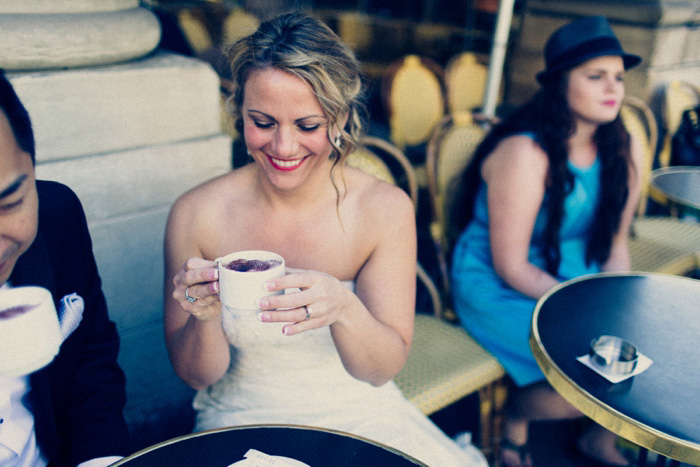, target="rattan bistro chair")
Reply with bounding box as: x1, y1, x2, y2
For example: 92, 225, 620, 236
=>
347, 137, 506, 460
445, 52, 489, 115
177, 9, 213, 54
222, 8, 260, 47
658, 80, 700, 168
621, 95, 700, 275
425, 112, 487, 299
380, 55, 447, 187
380, 55, 446, 150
